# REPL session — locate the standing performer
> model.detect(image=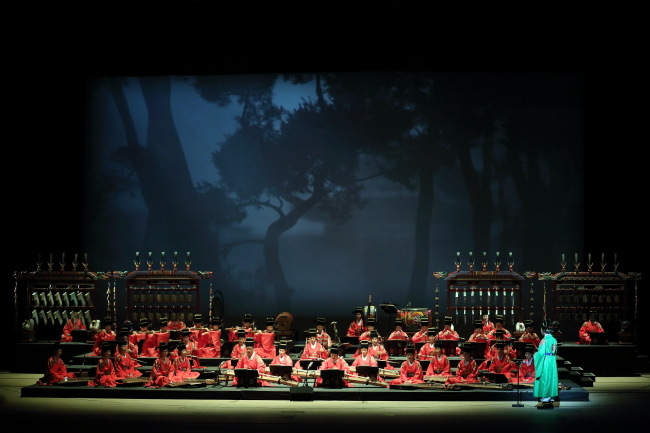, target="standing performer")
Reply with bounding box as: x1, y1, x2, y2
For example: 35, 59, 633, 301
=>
387, 318, 410, 341
389, 345, 424, 386
38, 342, 77, 385
425, 342, 451, 378
114, 339, 142, 379
534, 328, 558, 409
146, 342, 175, 388
171, 343, 201, 382
519, 319, 541, 350
578, 312, 604, 344
198, 317, 222, 358
91, 316, 116, 356
89, 342, 118, 387
411, 316, 430, 344
445, 345, 479, 385
61, 311, 86, 342
254, 317, 277, 358
346, 307, 366, 337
